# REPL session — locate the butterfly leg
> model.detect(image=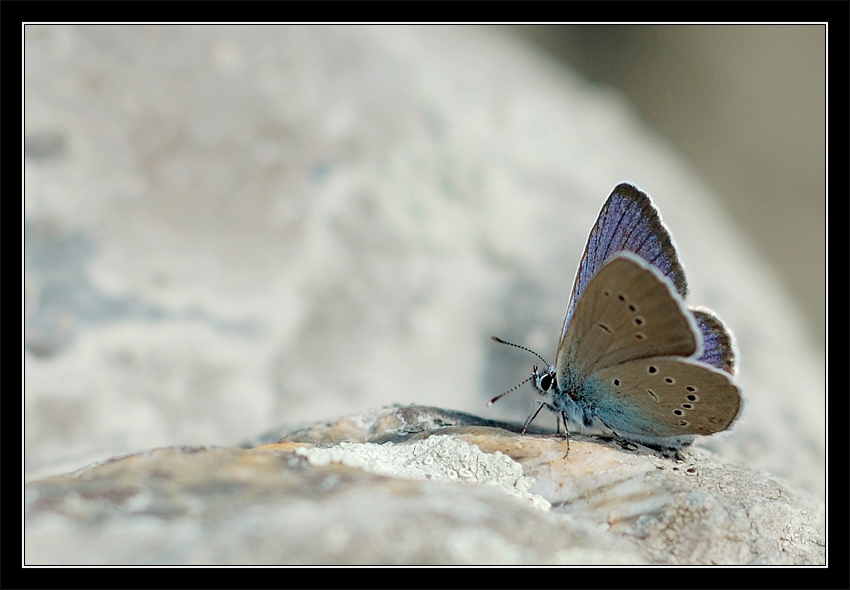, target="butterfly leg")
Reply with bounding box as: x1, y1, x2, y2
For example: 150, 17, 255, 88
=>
520, 401, 571, 459
520, 400, 547, 435
560, 410, 571, 459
